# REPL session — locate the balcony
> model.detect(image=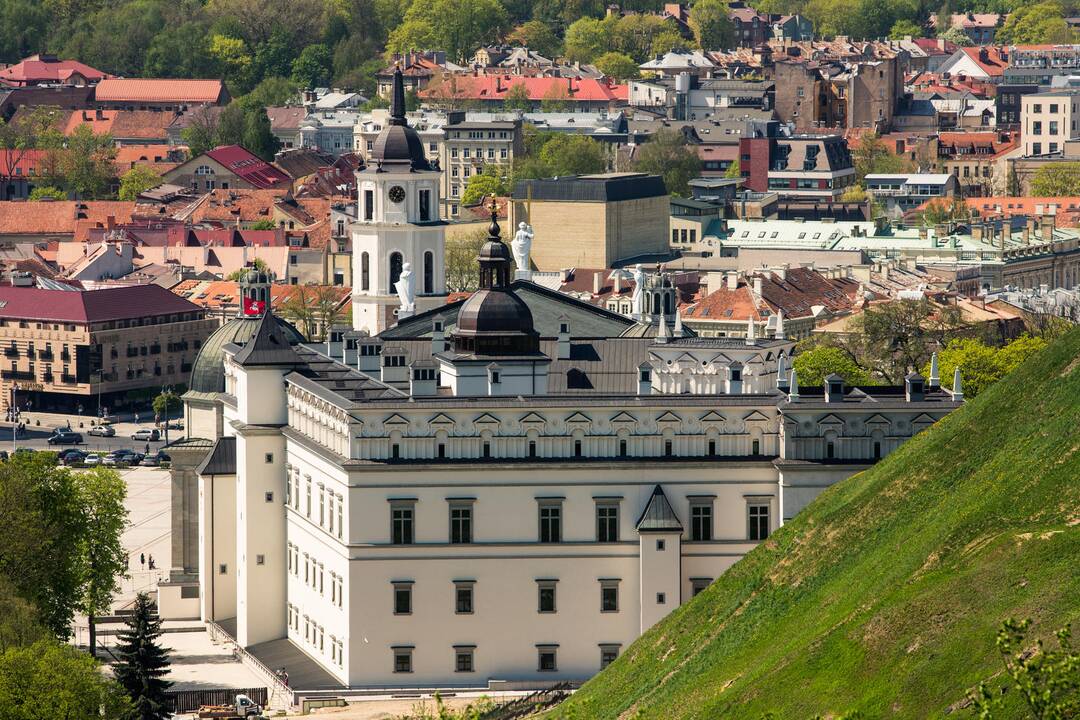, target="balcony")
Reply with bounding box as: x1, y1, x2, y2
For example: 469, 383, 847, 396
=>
60, 353, 71, 363
8, 370, 35, 381
43, 373, 54, 383
4, 347, 18, 358
60, 374, 78, 385
37, 350, 53, 361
